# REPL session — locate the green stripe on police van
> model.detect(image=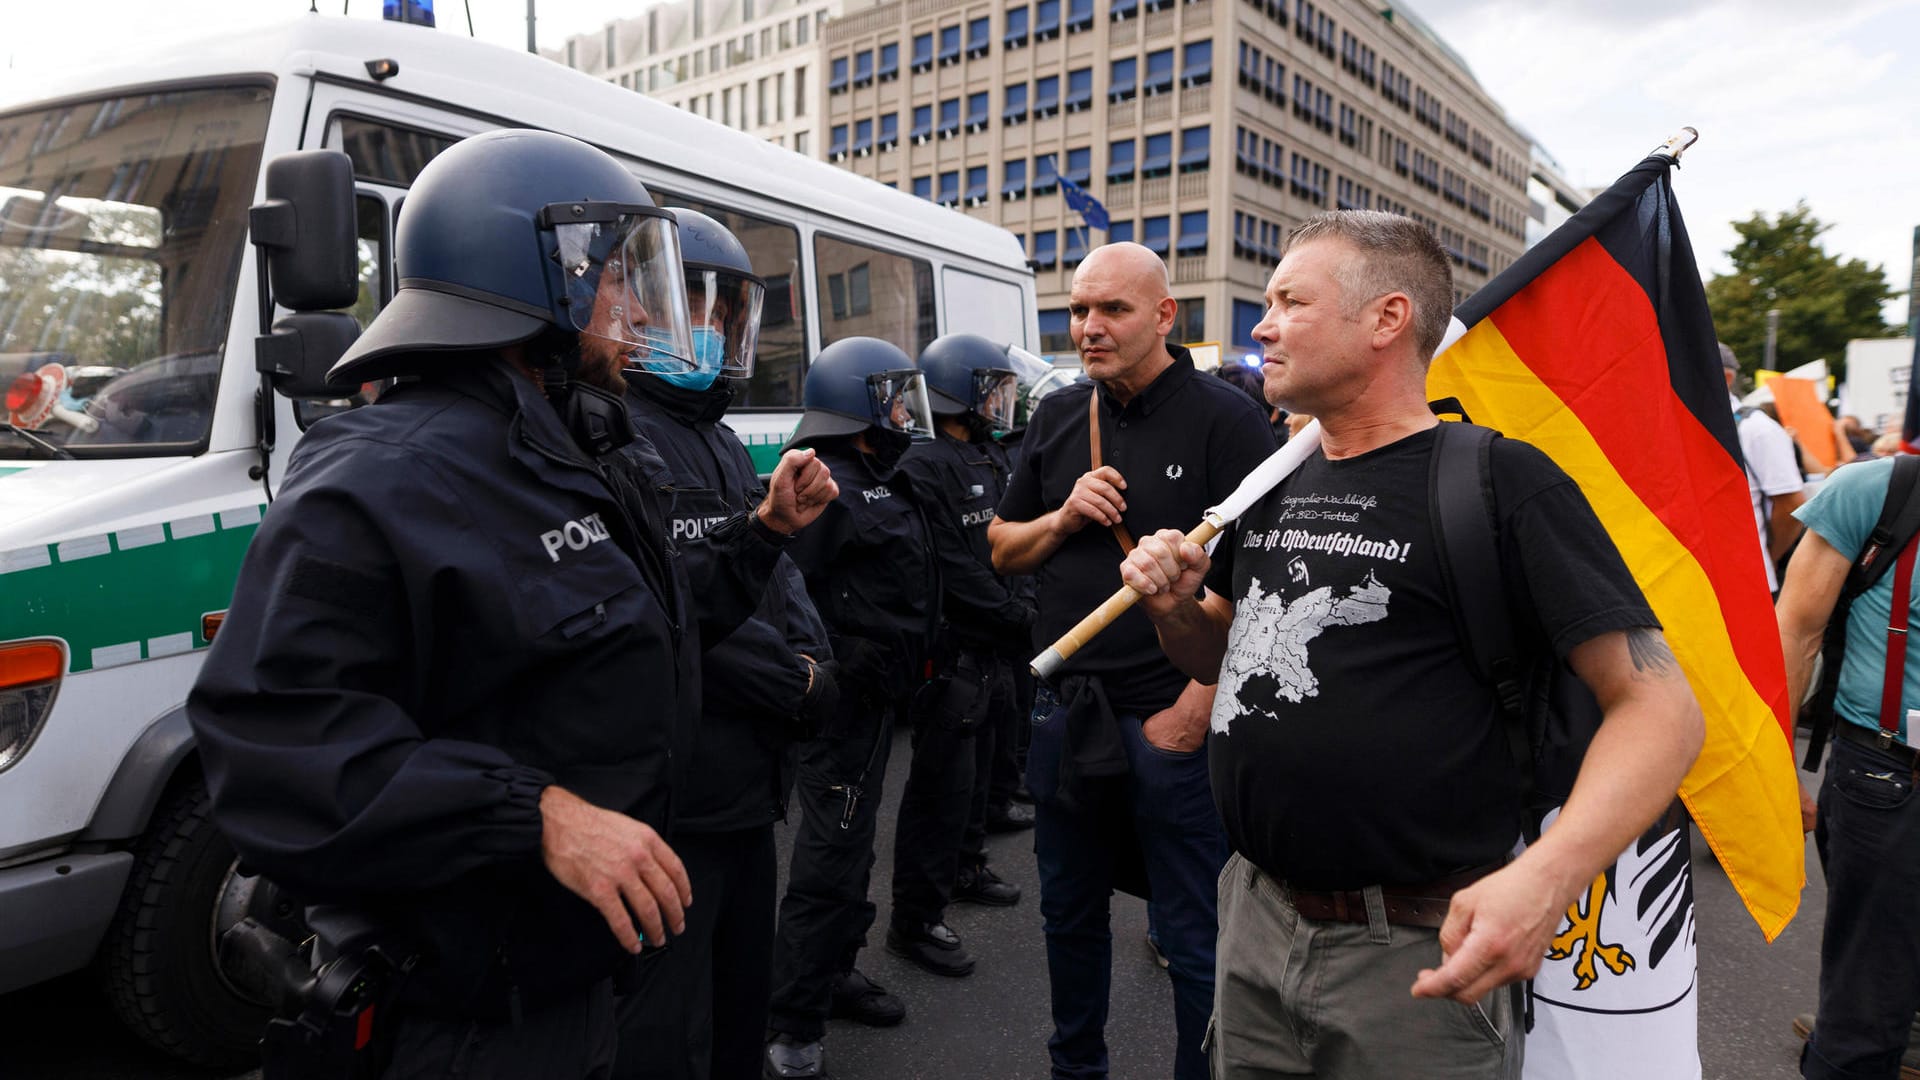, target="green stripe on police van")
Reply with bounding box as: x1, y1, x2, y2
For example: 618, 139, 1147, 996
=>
0, 468, 27, 479
0, 505, 265, 673
743, 433, 791, 476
